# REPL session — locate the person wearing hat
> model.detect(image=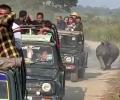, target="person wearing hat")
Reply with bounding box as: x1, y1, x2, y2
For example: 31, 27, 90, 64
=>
70, 12, 83, 32
70, 12, 79, 20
